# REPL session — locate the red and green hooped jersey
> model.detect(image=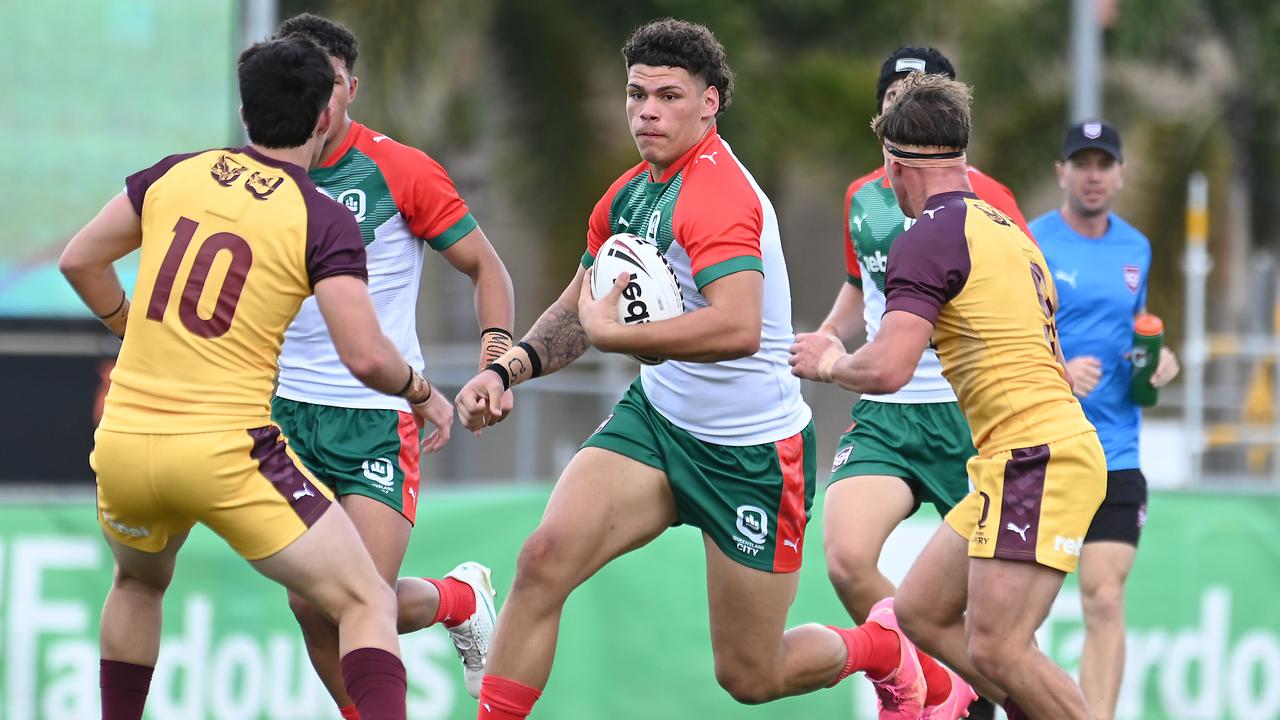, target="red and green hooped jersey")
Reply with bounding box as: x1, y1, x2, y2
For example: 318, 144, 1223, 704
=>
276, 122, 477, 411
582, 129, 811, 445
843, 165, 1030, 404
